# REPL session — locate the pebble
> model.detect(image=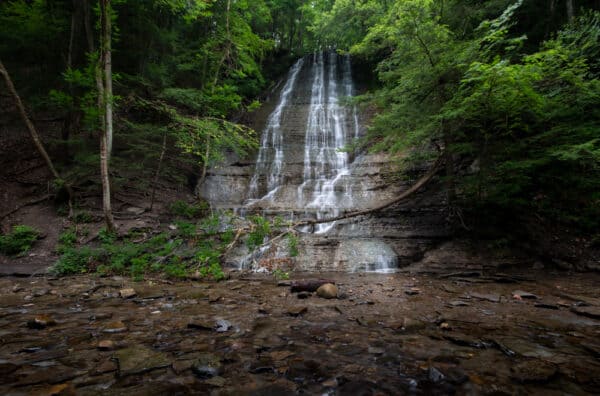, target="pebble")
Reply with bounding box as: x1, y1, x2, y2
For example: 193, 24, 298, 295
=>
97, 340, 116, 351
119, 288, 137, 299
102, 321, 127, 333
287, 306, 308, 316
27, 314, 56, 329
